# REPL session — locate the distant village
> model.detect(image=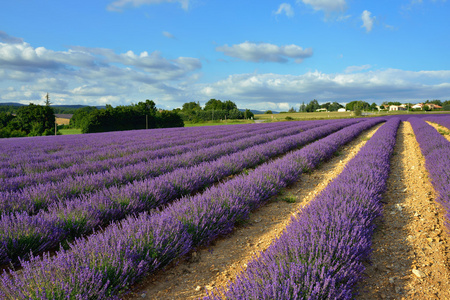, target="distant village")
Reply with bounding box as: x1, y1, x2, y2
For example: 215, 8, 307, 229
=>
316, 102, 444, 112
